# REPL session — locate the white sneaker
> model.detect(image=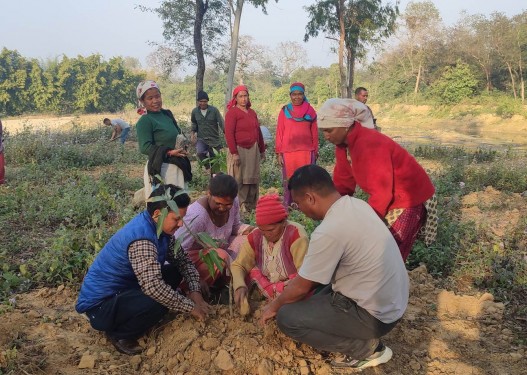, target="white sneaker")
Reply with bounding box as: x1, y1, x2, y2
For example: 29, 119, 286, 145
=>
331, 344, 393, 369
